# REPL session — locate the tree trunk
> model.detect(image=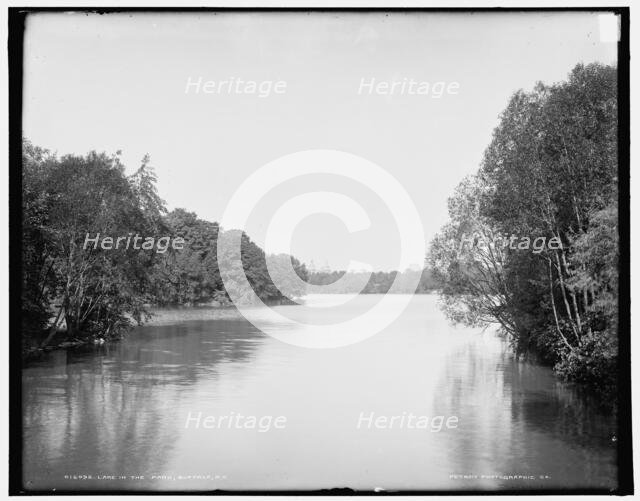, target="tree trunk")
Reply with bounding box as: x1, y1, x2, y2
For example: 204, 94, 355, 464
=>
40, 304, 65, 348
